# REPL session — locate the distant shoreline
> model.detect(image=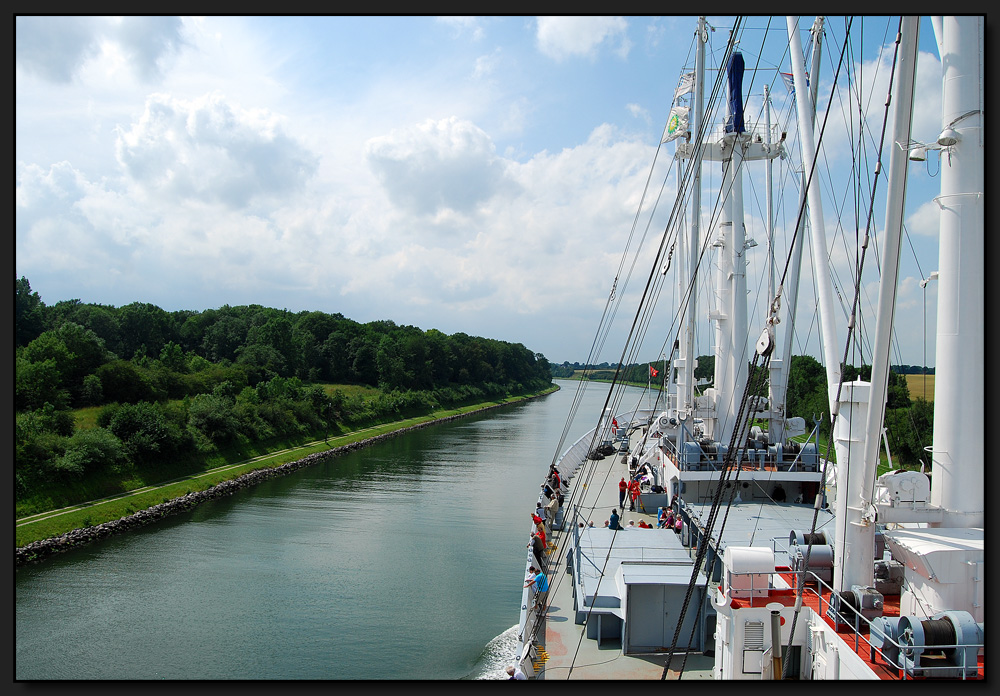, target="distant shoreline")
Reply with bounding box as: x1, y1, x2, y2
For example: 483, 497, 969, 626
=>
16, 386, 559, 567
